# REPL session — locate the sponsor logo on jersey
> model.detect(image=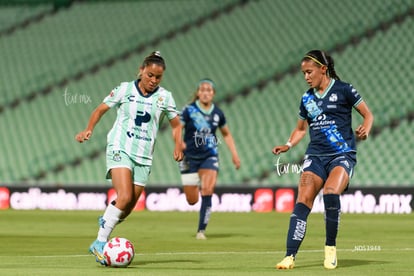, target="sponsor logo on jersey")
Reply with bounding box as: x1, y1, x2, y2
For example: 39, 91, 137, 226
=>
134, 111, 151, 126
